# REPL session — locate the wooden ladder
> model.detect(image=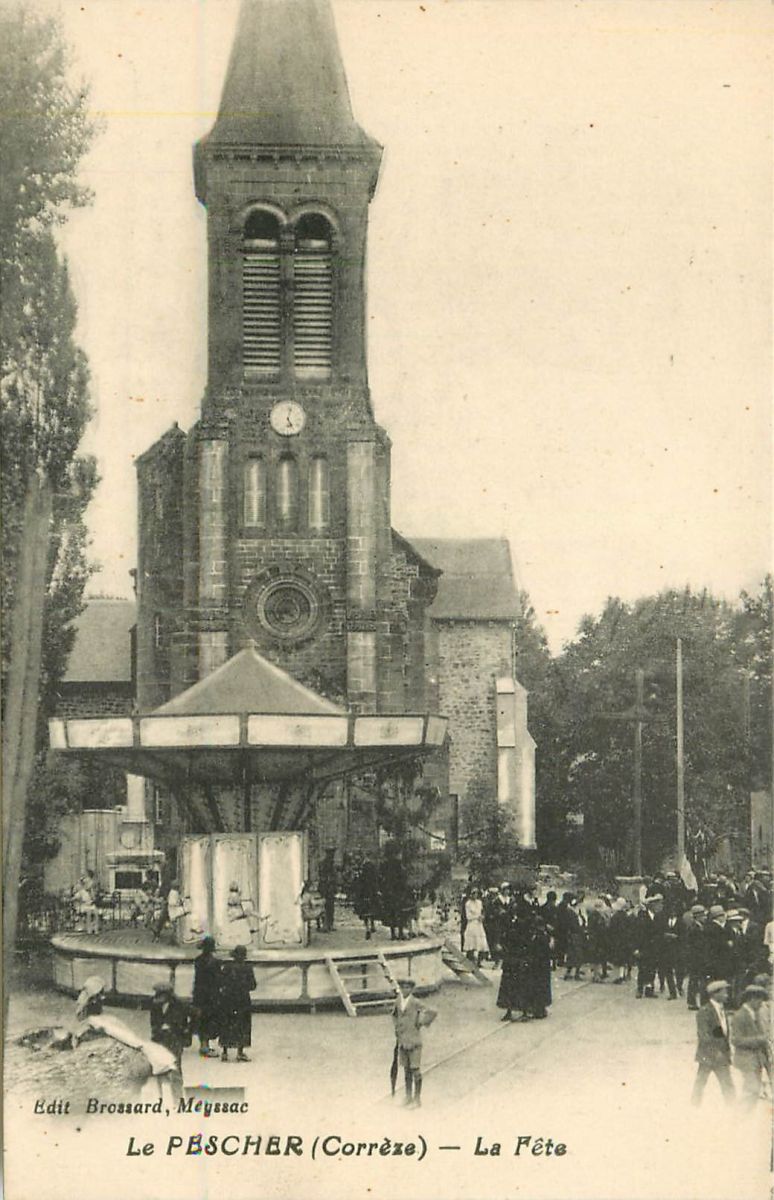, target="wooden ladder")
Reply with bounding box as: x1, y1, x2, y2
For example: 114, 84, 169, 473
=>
325, 951, 401, 1017
441, 939, 492, 985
